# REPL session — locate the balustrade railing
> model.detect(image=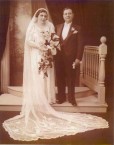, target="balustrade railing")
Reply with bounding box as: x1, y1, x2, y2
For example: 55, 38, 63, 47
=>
80, 36, 107, 104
